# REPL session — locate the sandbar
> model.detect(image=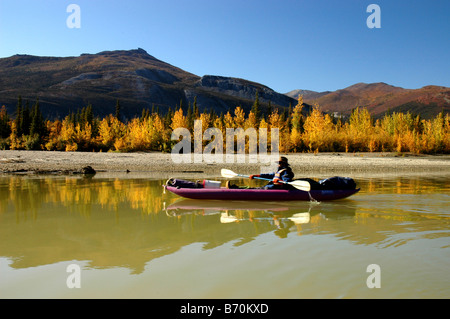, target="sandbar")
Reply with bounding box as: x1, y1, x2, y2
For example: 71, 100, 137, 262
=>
0, 150, 449, 179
